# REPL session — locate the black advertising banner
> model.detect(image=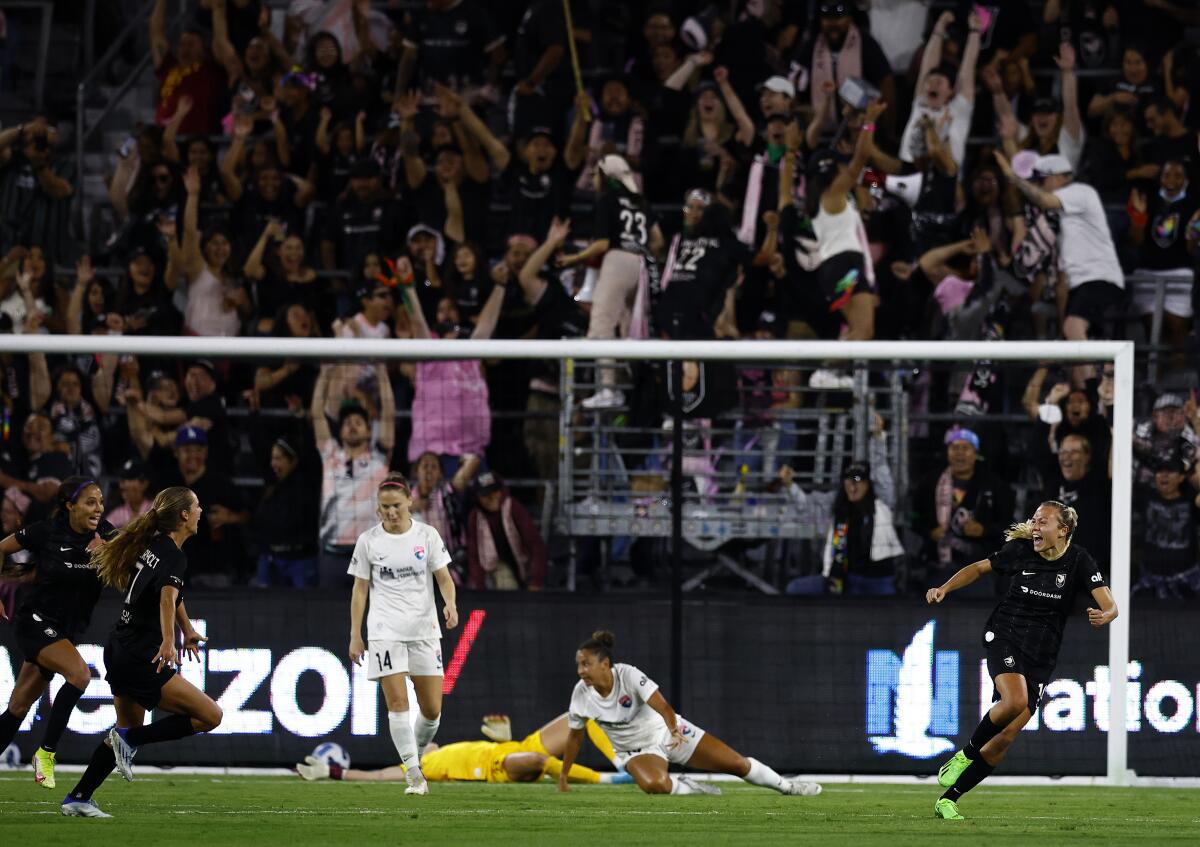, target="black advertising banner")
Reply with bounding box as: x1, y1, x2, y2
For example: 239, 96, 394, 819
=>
1, 593, 1196, 775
